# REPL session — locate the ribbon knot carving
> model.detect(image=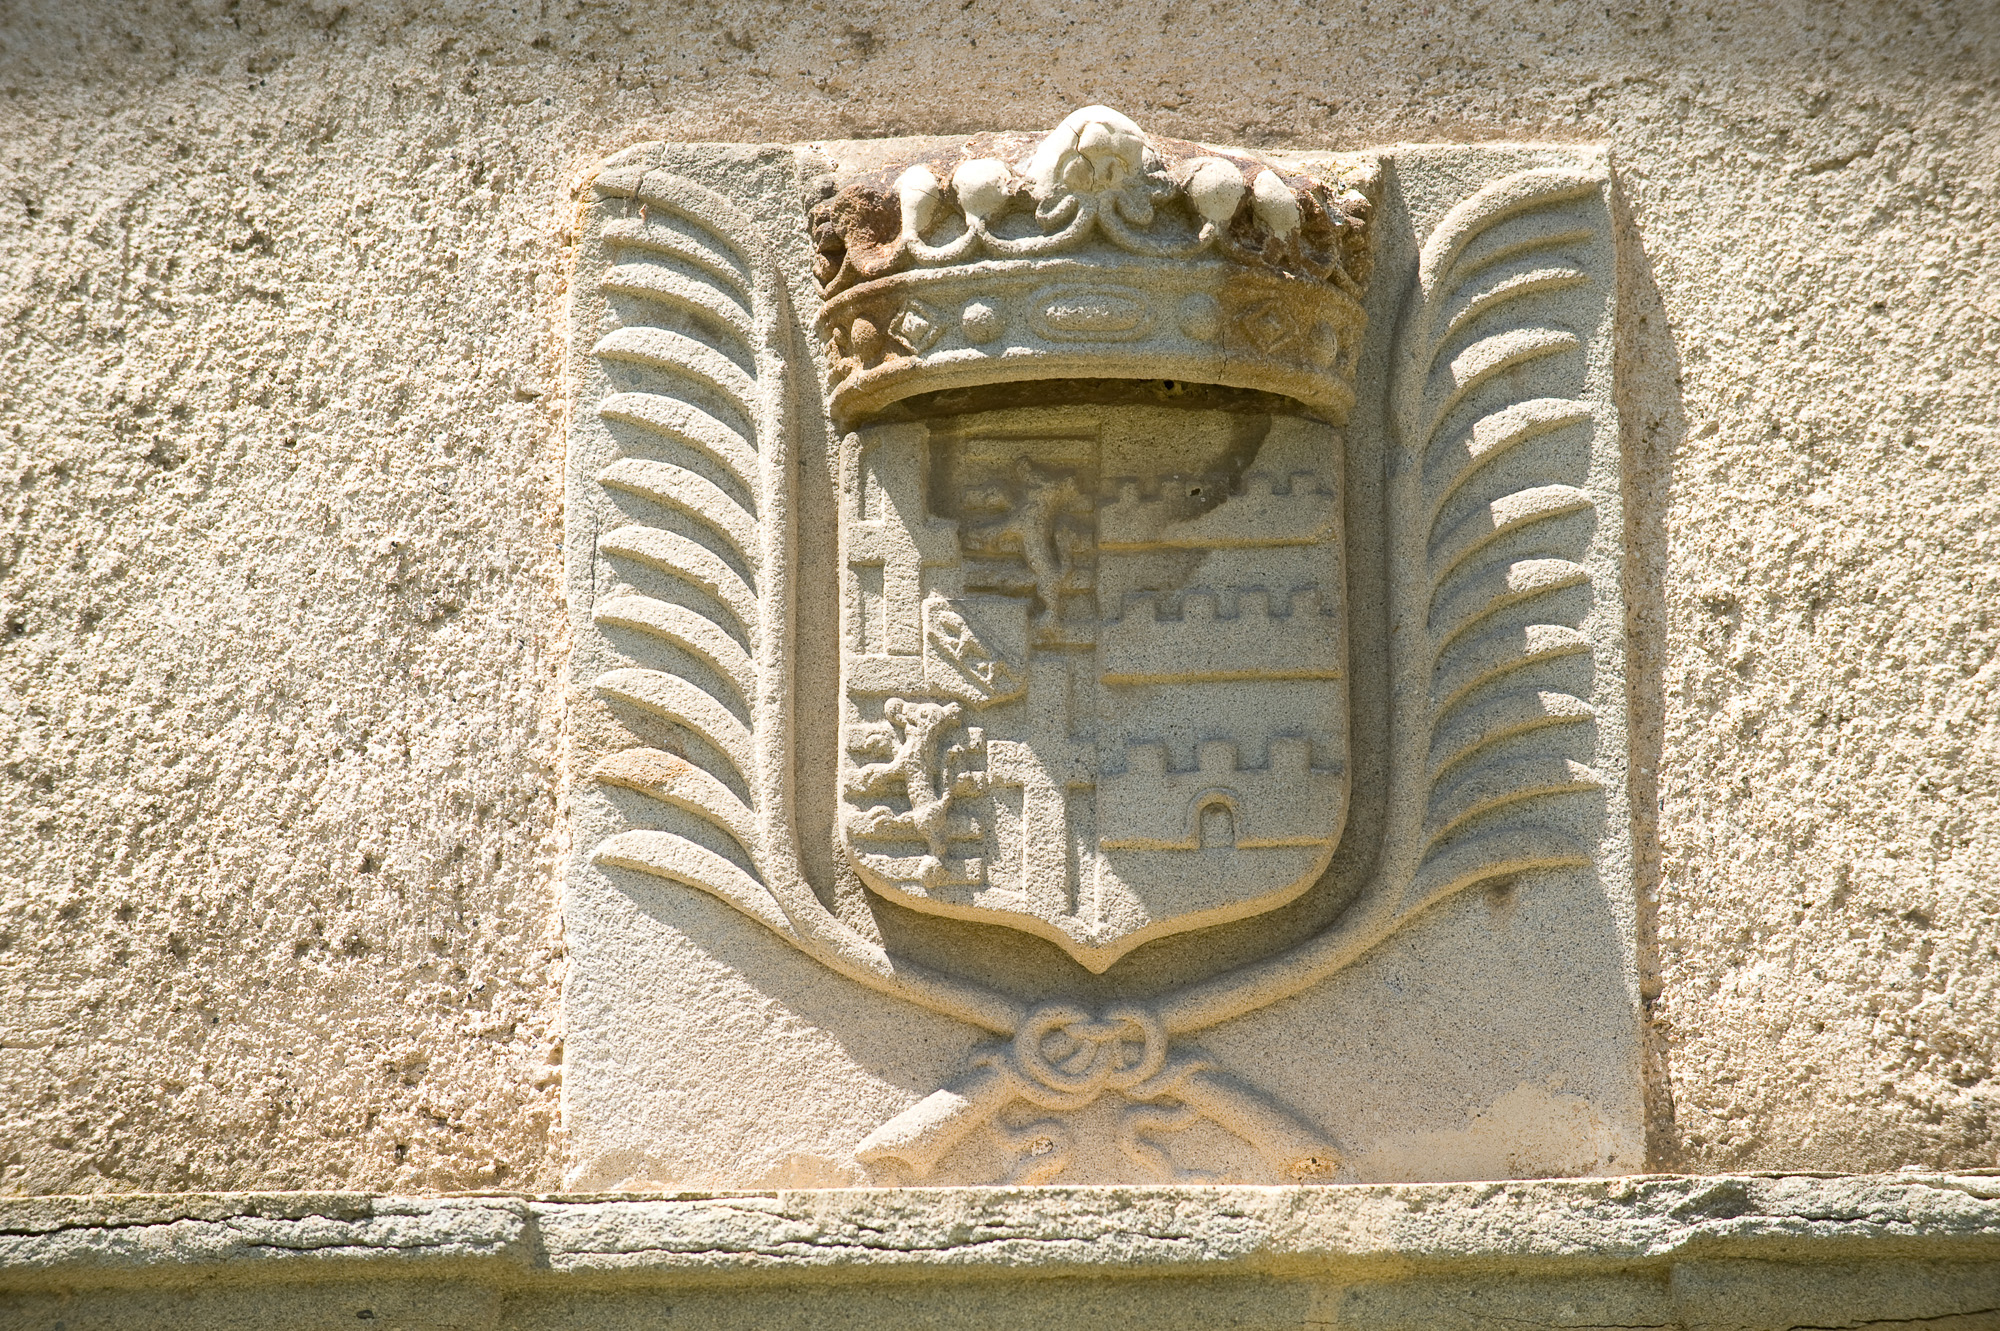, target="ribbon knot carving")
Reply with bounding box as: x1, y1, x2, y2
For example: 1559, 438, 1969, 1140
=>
1010, 1004, 1166, 1108
855, 1003, 1339, 1184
